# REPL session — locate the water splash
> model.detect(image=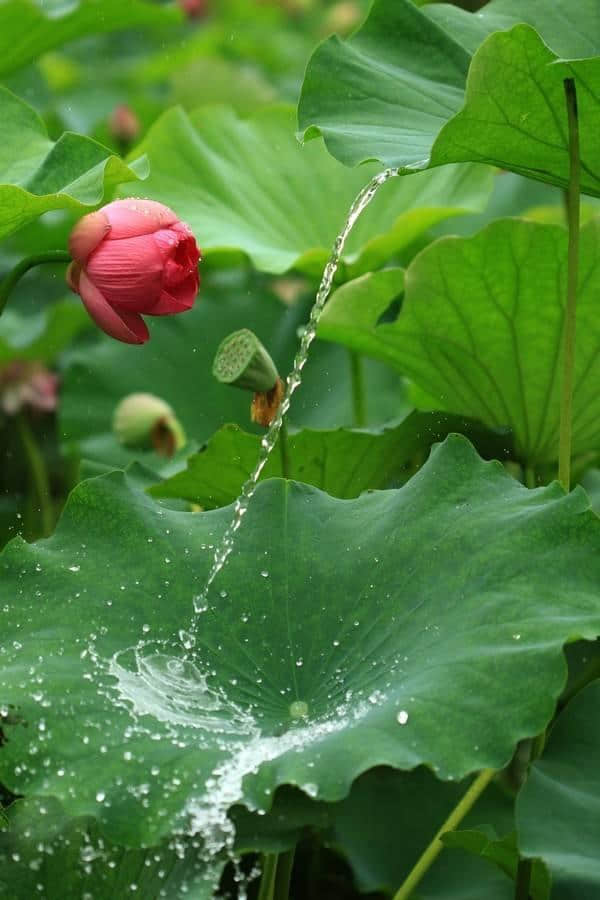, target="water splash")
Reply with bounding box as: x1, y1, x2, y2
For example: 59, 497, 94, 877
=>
194, 167, 399, 615
184, 697, 373, 863
109, 648, 257, 736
